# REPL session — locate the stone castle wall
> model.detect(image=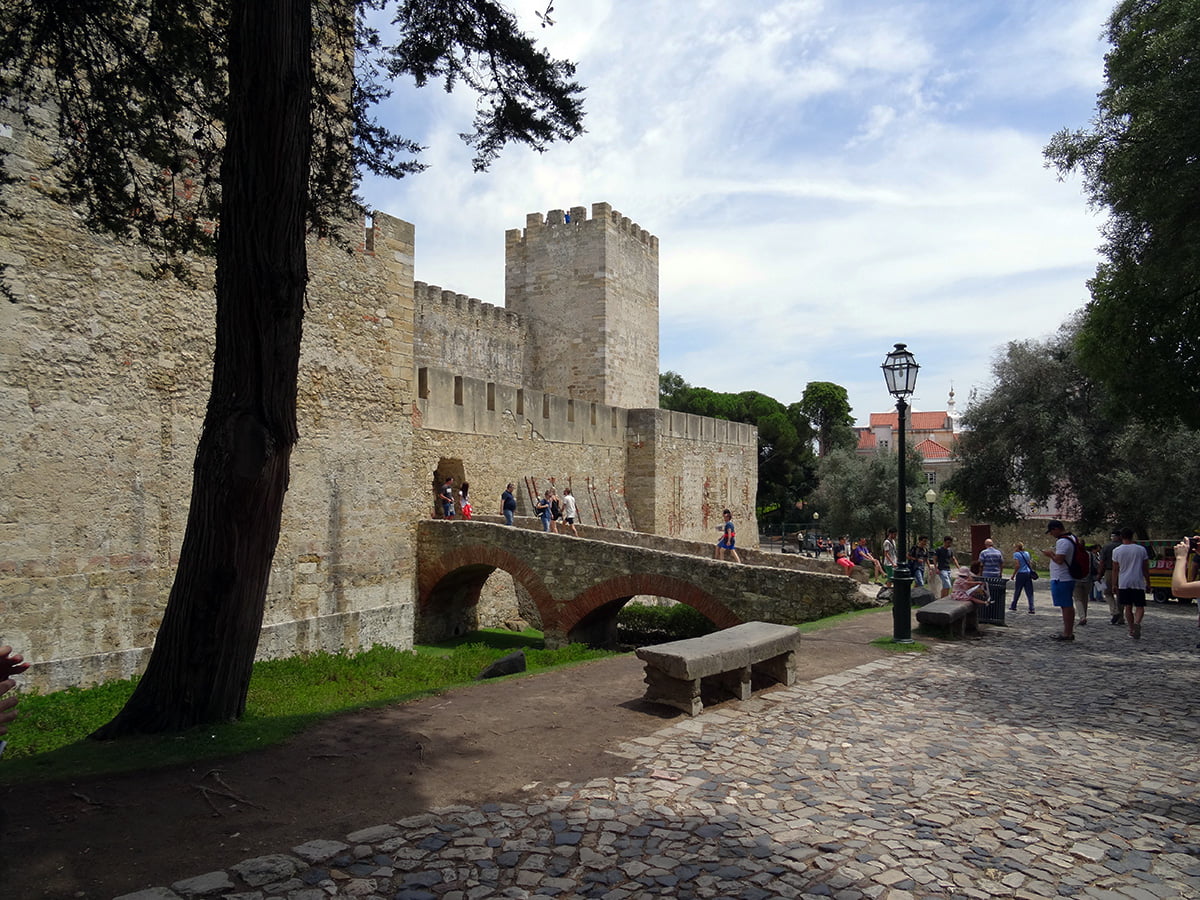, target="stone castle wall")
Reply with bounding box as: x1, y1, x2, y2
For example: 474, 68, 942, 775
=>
413, 282, 526, 388
625, 409, 759, 542
1, 91, 756, 695
0, 160, 423, 689
505, 203, 659, 410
